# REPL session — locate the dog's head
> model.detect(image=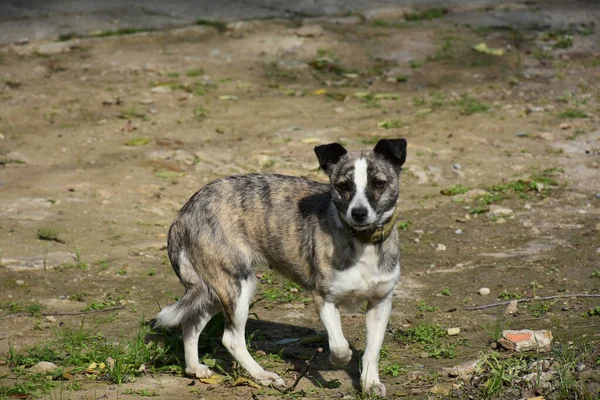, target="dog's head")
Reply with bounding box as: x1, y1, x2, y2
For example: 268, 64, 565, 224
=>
315, 139, 407, 230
